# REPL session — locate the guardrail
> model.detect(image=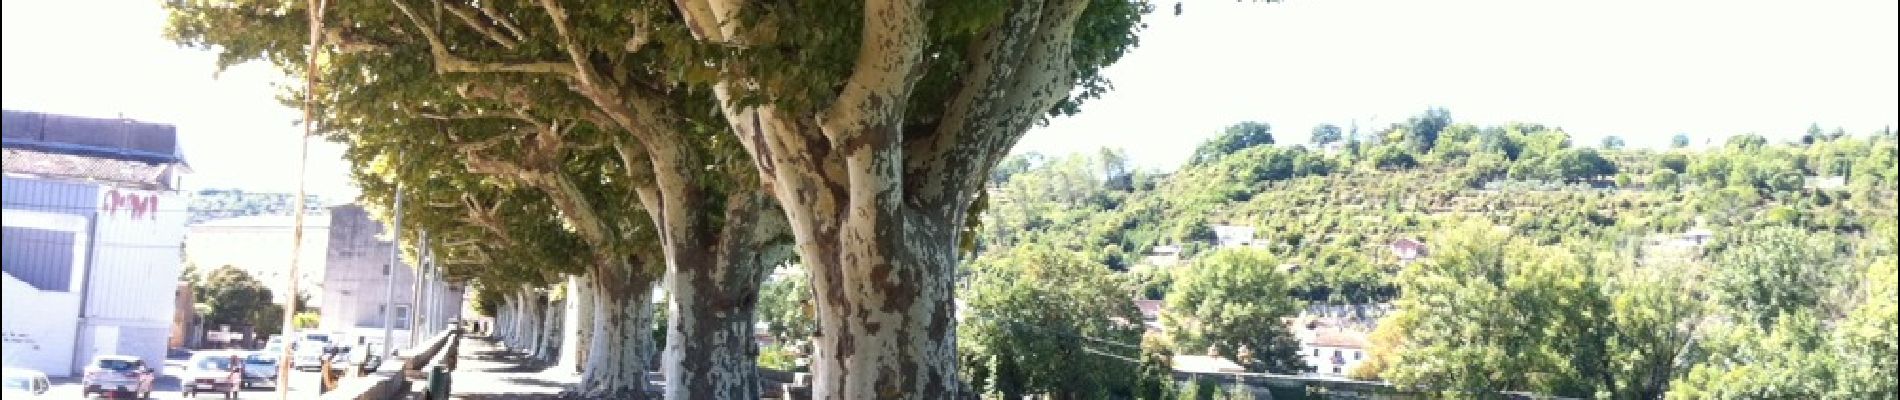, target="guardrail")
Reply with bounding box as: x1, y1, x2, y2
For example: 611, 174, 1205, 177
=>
317, 370, 406, 400
398, 327, 461, 399
400, 329, 457, 379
